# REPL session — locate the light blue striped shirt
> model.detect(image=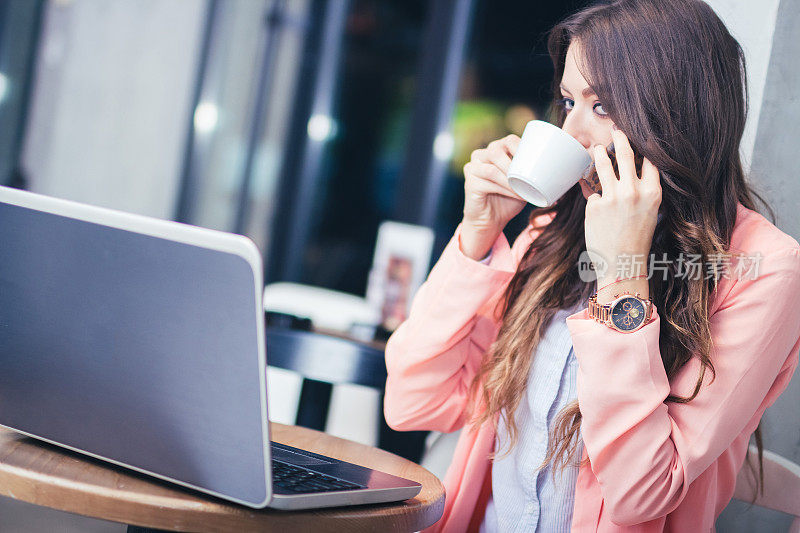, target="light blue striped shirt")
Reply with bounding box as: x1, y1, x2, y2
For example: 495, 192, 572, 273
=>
472, 211, 660, 529
478, 296, 587, 533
